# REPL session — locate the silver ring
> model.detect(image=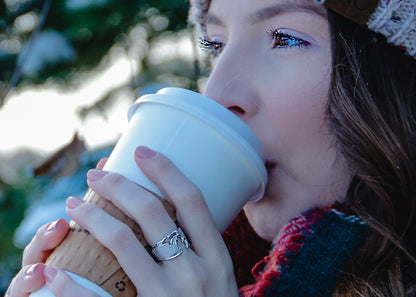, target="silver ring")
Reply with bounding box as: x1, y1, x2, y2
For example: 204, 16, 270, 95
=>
151, 228, 190, 261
